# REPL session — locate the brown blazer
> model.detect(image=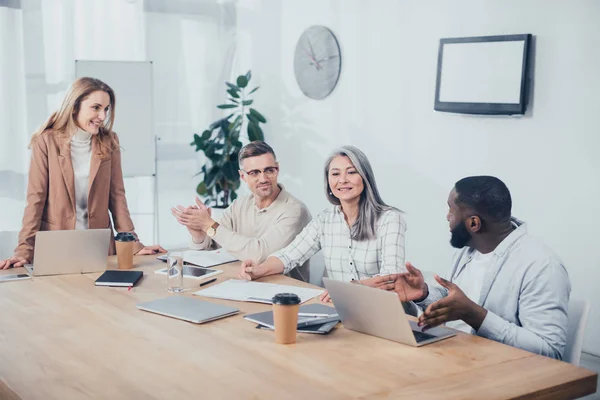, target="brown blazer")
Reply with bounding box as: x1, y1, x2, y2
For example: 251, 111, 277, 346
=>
14, 130, 144, 262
